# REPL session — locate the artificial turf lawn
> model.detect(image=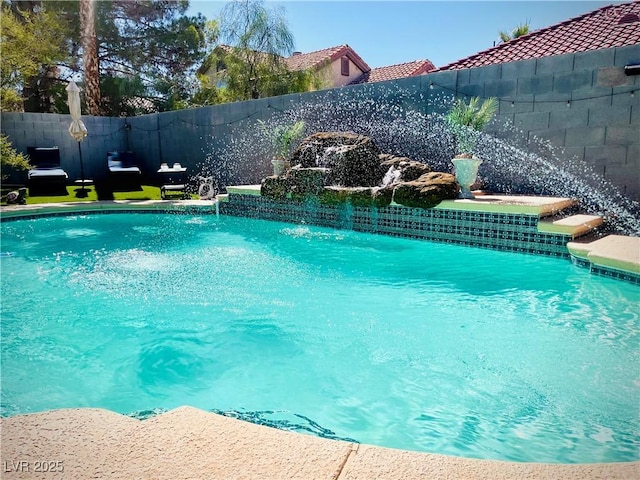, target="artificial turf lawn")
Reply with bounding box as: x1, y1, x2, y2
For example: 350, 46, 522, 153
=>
2, 185, 194, 205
